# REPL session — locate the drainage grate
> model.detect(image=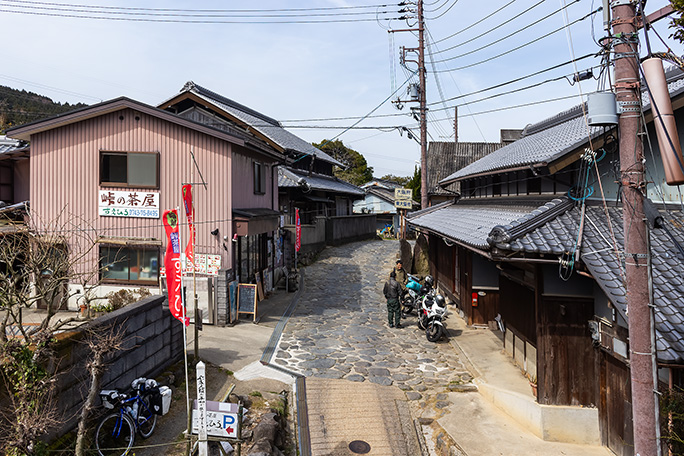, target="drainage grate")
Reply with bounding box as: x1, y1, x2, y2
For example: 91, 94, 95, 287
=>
348, 440, 371, 454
